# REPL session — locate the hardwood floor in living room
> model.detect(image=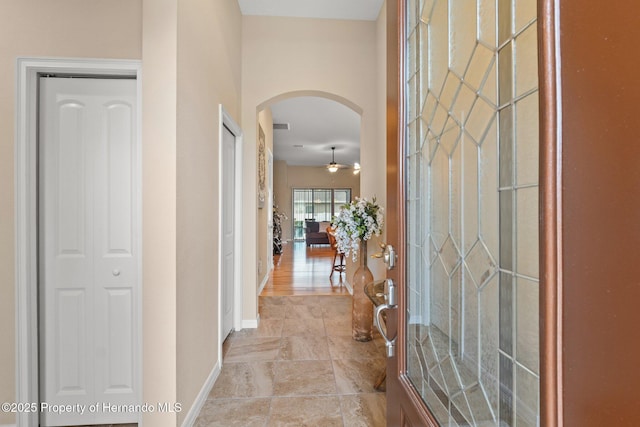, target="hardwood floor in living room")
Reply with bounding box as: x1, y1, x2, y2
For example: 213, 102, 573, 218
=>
261, 241, 350, 296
